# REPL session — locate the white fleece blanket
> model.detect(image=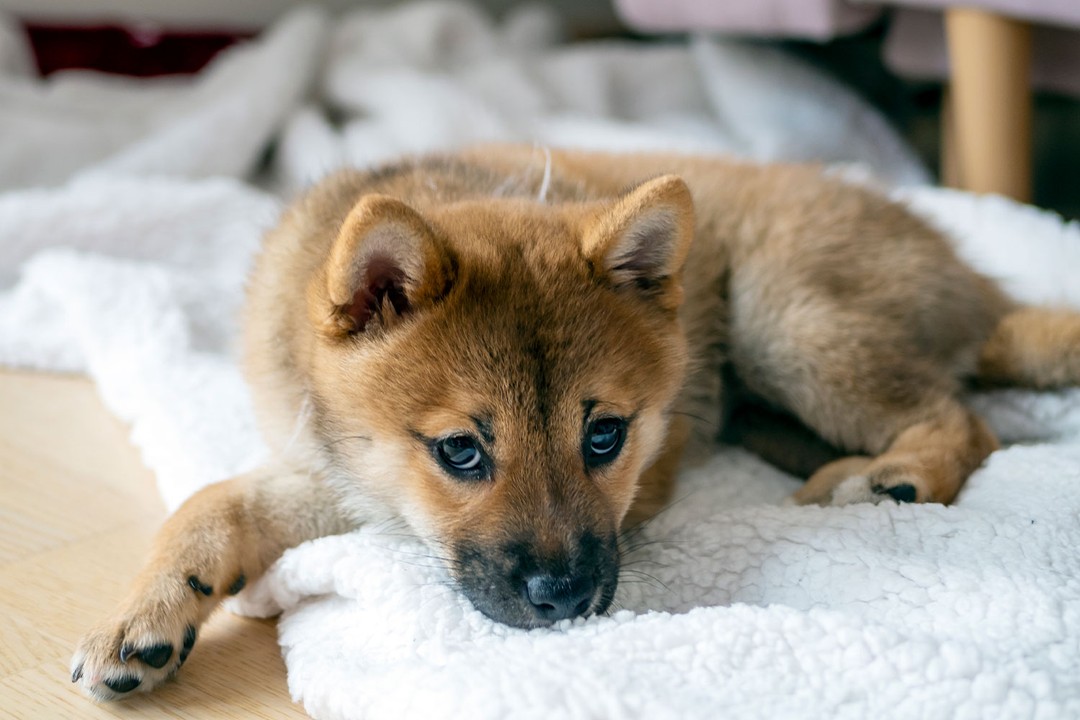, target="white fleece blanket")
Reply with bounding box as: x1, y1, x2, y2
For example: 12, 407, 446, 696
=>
1, 2, 1078, 718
